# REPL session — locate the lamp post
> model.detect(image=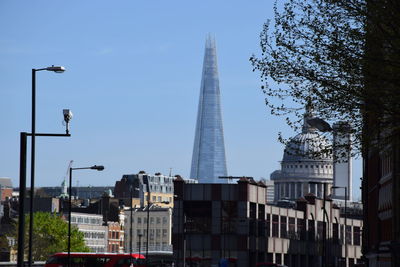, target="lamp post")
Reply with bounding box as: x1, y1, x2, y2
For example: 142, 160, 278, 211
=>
129, 185, 139, 266
332, 186, 348, 267
130, 185, 133, 256
68, 165, 104, 267
309, 181, 328, 267
145, 199, 170, 265
138, 234, 143, 257
24, 66, 66, 267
